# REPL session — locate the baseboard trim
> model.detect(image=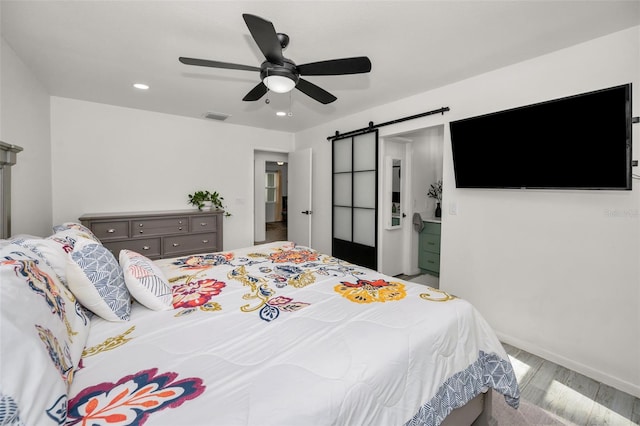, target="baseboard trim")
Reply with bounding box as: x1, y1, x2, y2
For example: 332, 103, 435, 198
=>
496, 332, 640, 399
